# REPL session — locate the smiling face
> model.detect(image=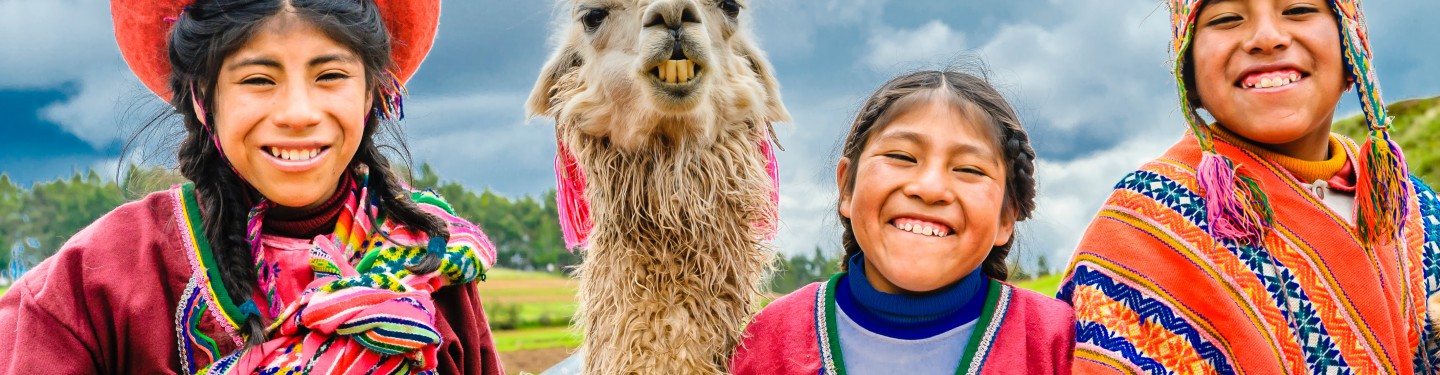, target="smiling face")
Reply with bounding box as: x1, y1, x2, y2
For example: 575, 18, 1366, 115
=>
1191, 0, 1346, 160
212, 13, 370, 210
837, 95, 1014, 294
